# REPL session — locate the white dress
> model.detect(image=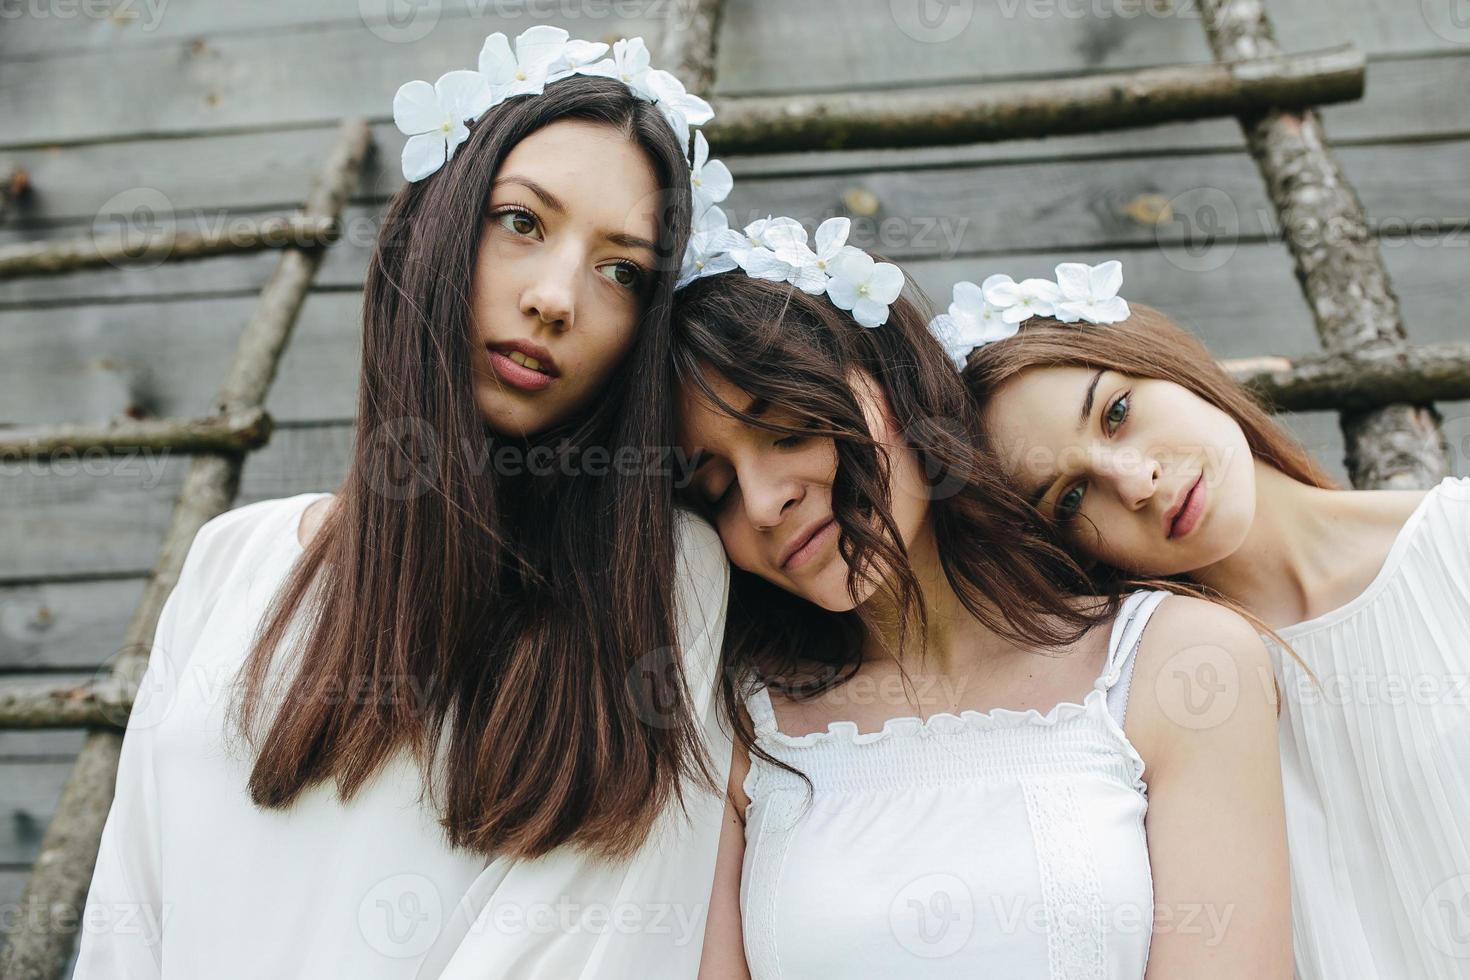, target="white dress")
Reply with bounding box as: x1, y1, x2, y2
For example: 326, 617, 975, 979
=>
1266, 475, 1470, 979
739, 589, 1170, 978
72, 491, 732, 979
